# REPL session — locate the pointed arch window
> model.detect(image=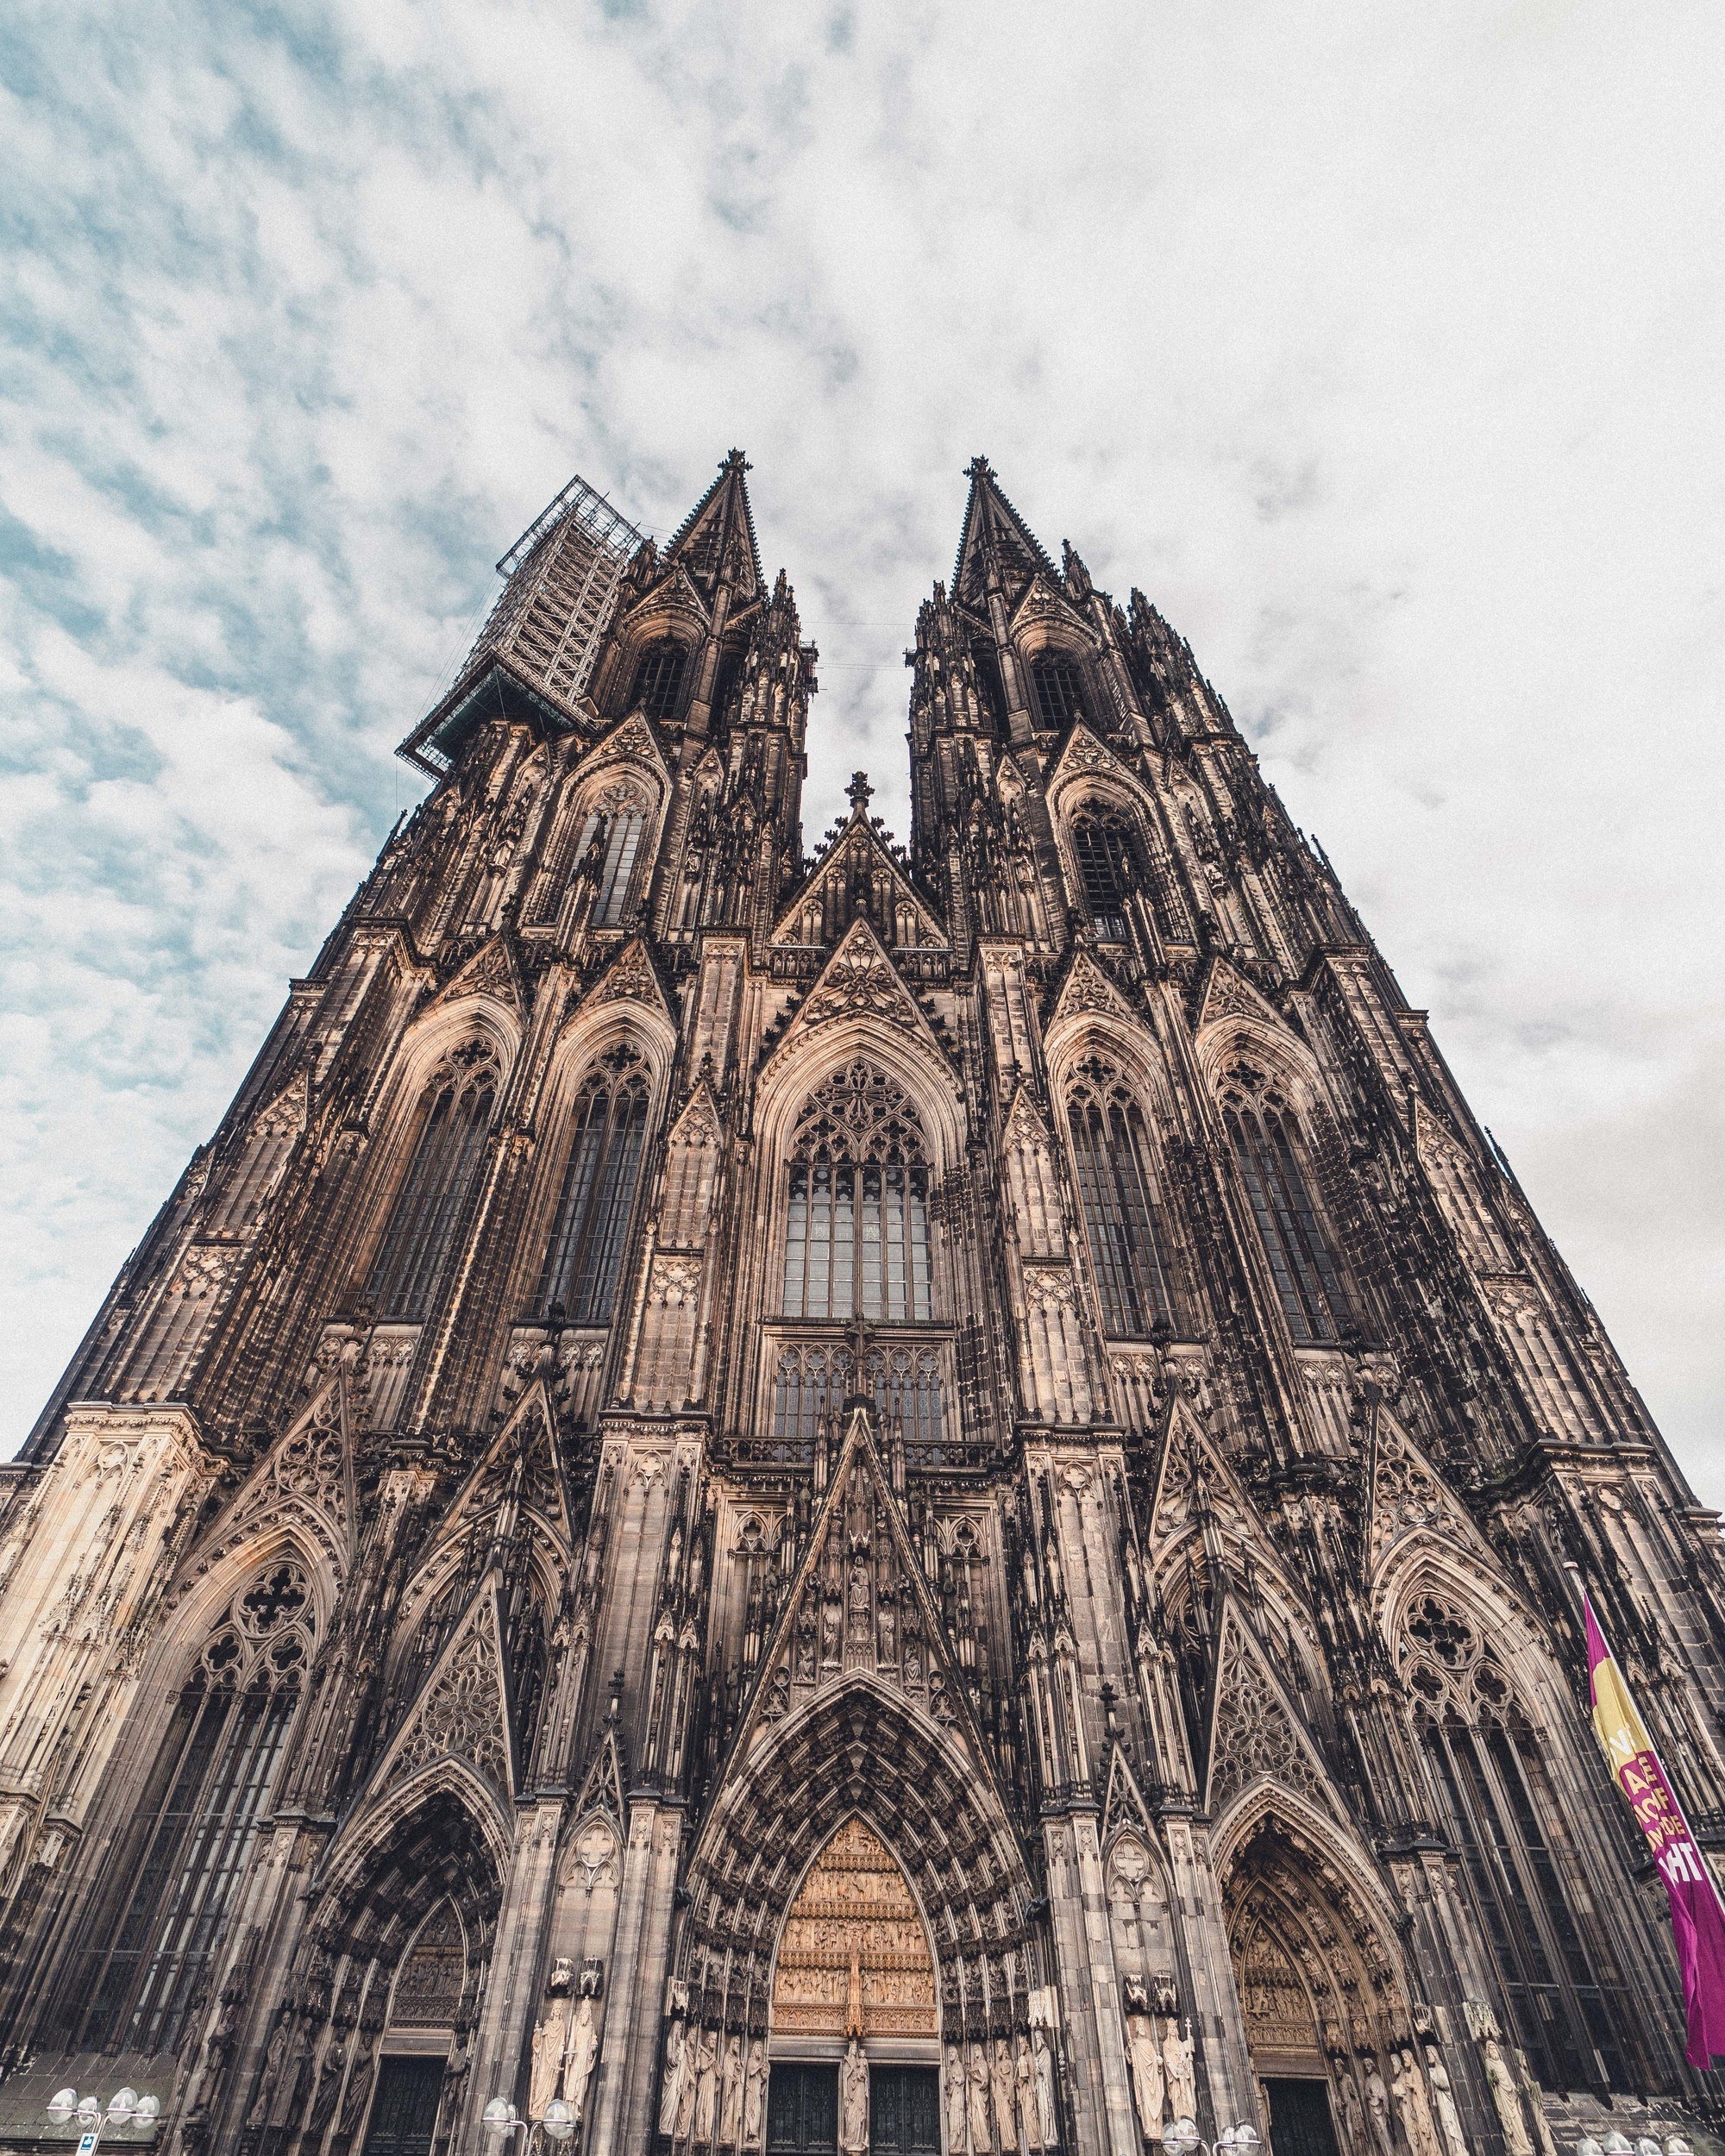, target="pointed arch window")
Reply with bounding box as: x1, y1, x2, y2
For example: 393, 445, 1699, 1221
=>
67, 1564, 312, 2054
367, 1045, 499, 1319
538, 1048, 649, 1324
1070, 804, 1137, 939
1401, 1595, 1628, 2091
630, 637, 687, 724
577, 780, 650, 927
1031, 649, 1087, 730
1220, 1065, 1349, 1344
782, 1062, 932, 1322
1066, 1059, 1175, 1338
